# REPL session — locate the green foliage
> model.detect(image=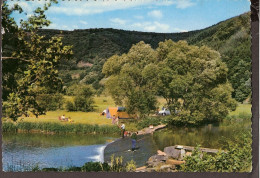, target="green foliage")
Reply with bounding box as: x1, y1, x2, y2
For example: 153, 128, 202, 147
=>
2, 93, 23, 121
2, 1, 72, 120
156, 40, 237, 125
104, 40, 236, 125
36, 93, 64, 111
20, 155, 136, 172
137, 117, 161, 130
65, 101, 75, 111
126, 160, 136, 172
110, 154, 124, 172
103, 42, 159, 118
188, 13, 251, 102
2, 121, 121, 135
81, 162, 104, 172
65, 85, 95, 112
2, 121, 17, 133
179, 131, 252, 172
